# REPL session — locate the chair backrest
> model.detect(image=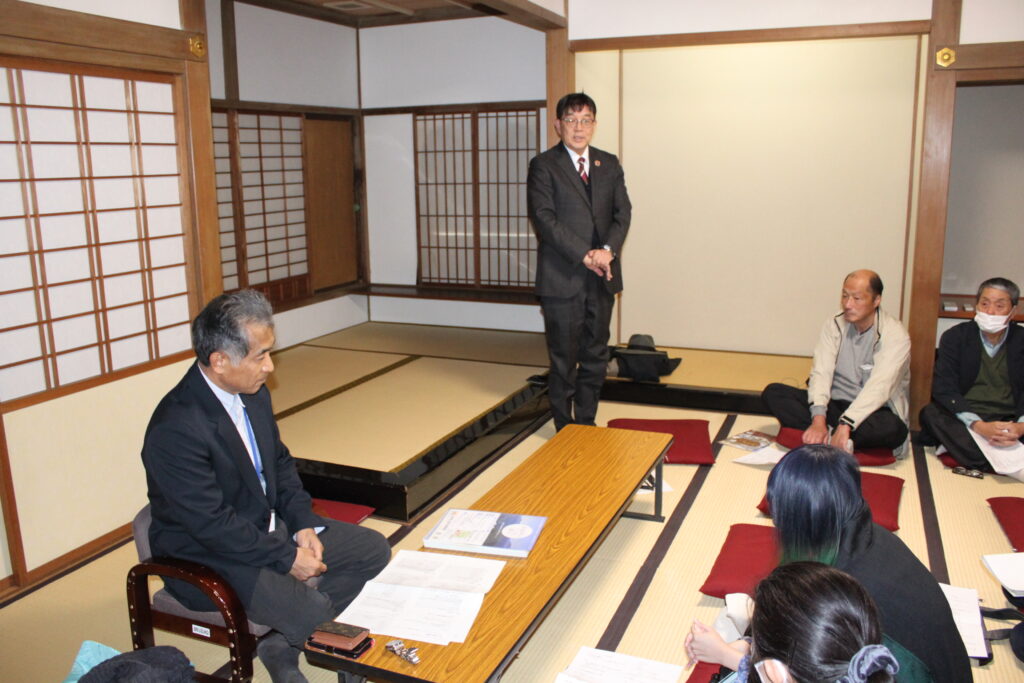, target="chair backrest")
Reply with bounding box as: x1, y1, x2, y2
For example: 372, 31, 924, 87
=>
133, 504, 153, 562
